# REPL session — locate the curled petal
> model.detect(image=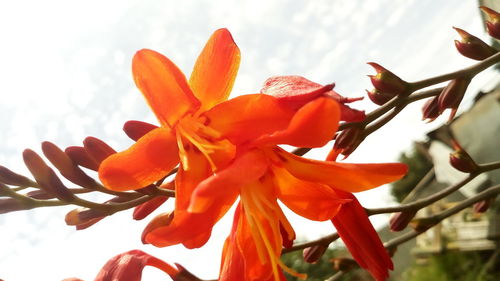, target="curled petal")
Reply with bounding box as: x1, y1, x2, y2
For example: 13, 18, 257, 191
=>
133, 49, 200, 127
331, 191, 393, 281
273, 167, 350, 221
261, 75, 365, 122
190, 28, 241, 111
255, 97, 340, 148
273, 147, 407, 193
261, 75, 334, 109
203, 94, 295, 145
98, 127, 179, 191
94, 250, 179, 281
